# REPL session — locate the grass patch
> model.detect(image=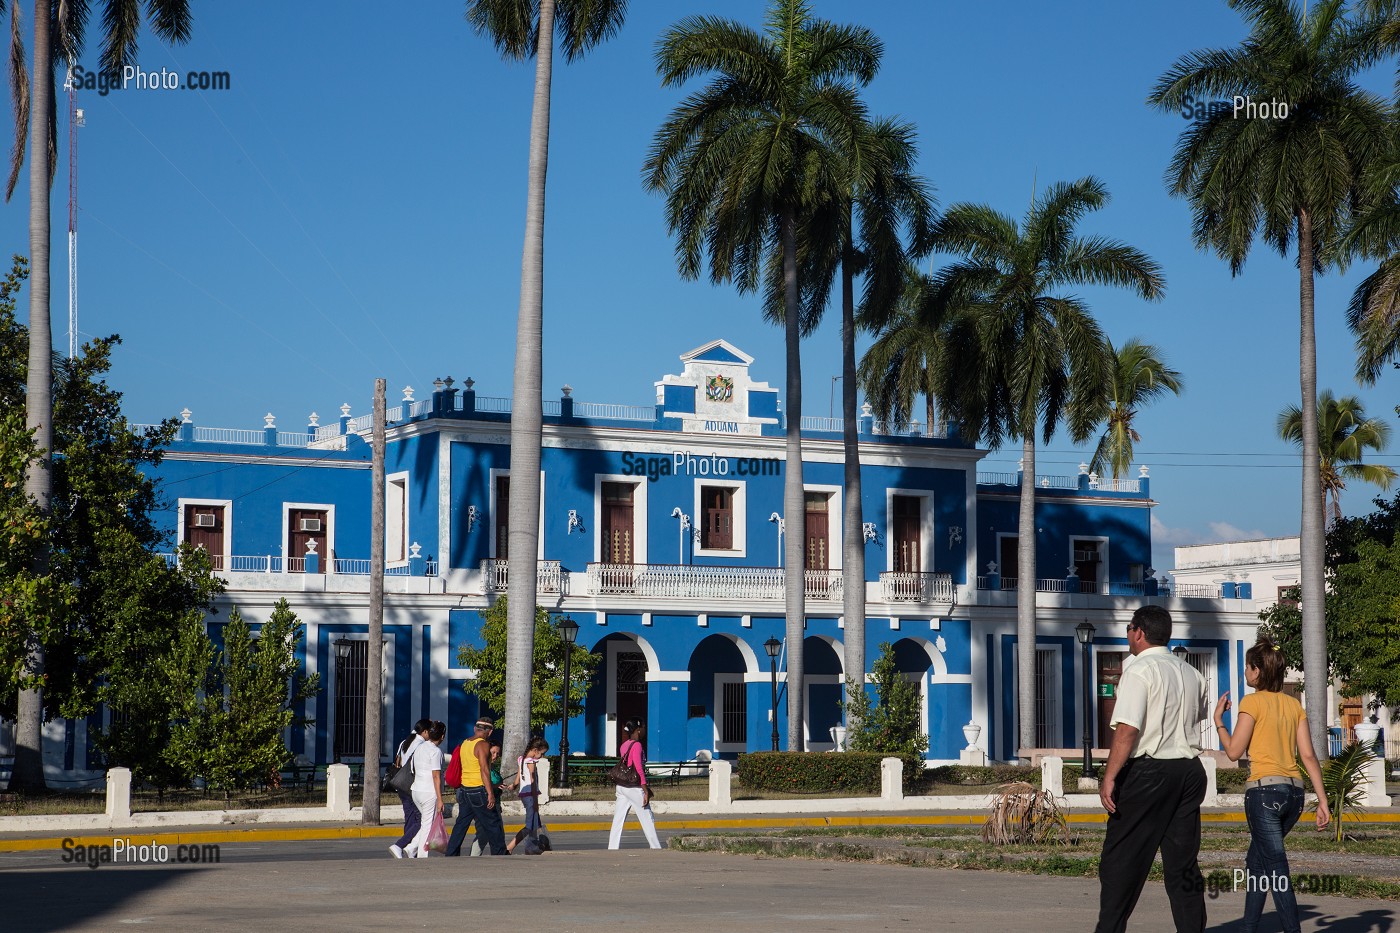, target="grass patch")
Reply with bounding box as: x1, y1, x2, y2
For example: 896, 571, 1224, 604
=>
0, 786, 326, 816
